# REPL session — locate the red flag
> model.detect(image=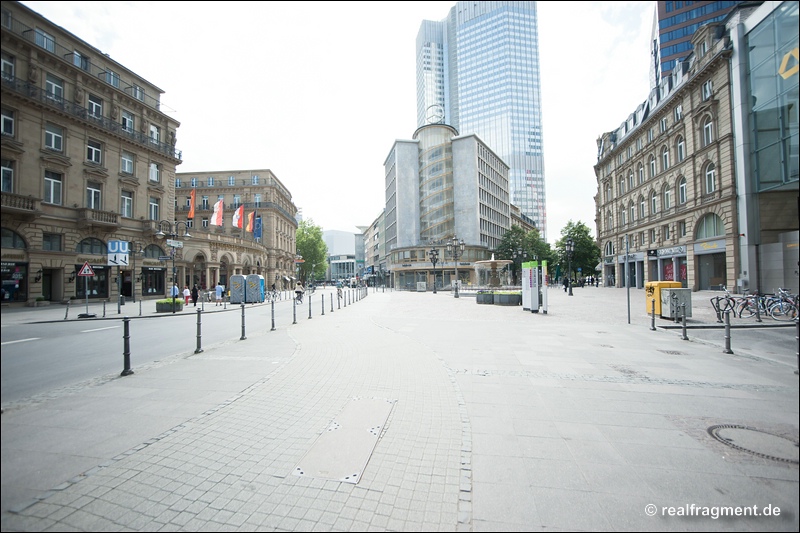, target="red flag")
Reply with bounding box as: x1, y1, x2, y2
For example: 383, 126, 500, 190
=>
188, 189, 196, 220
246, 211, 255, 232
232, 205, 244, 228
210, 199, 223, 226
